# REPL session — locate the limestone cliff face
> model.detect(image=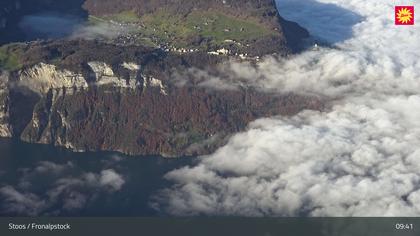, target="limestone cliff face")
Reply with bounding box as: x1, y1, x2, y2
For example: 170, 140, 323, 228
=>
18, 63, 88, 94
16, 80, 321, 157
0, 40, 323, 157
16, 62, 168, 94
0, 72, 12, 137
